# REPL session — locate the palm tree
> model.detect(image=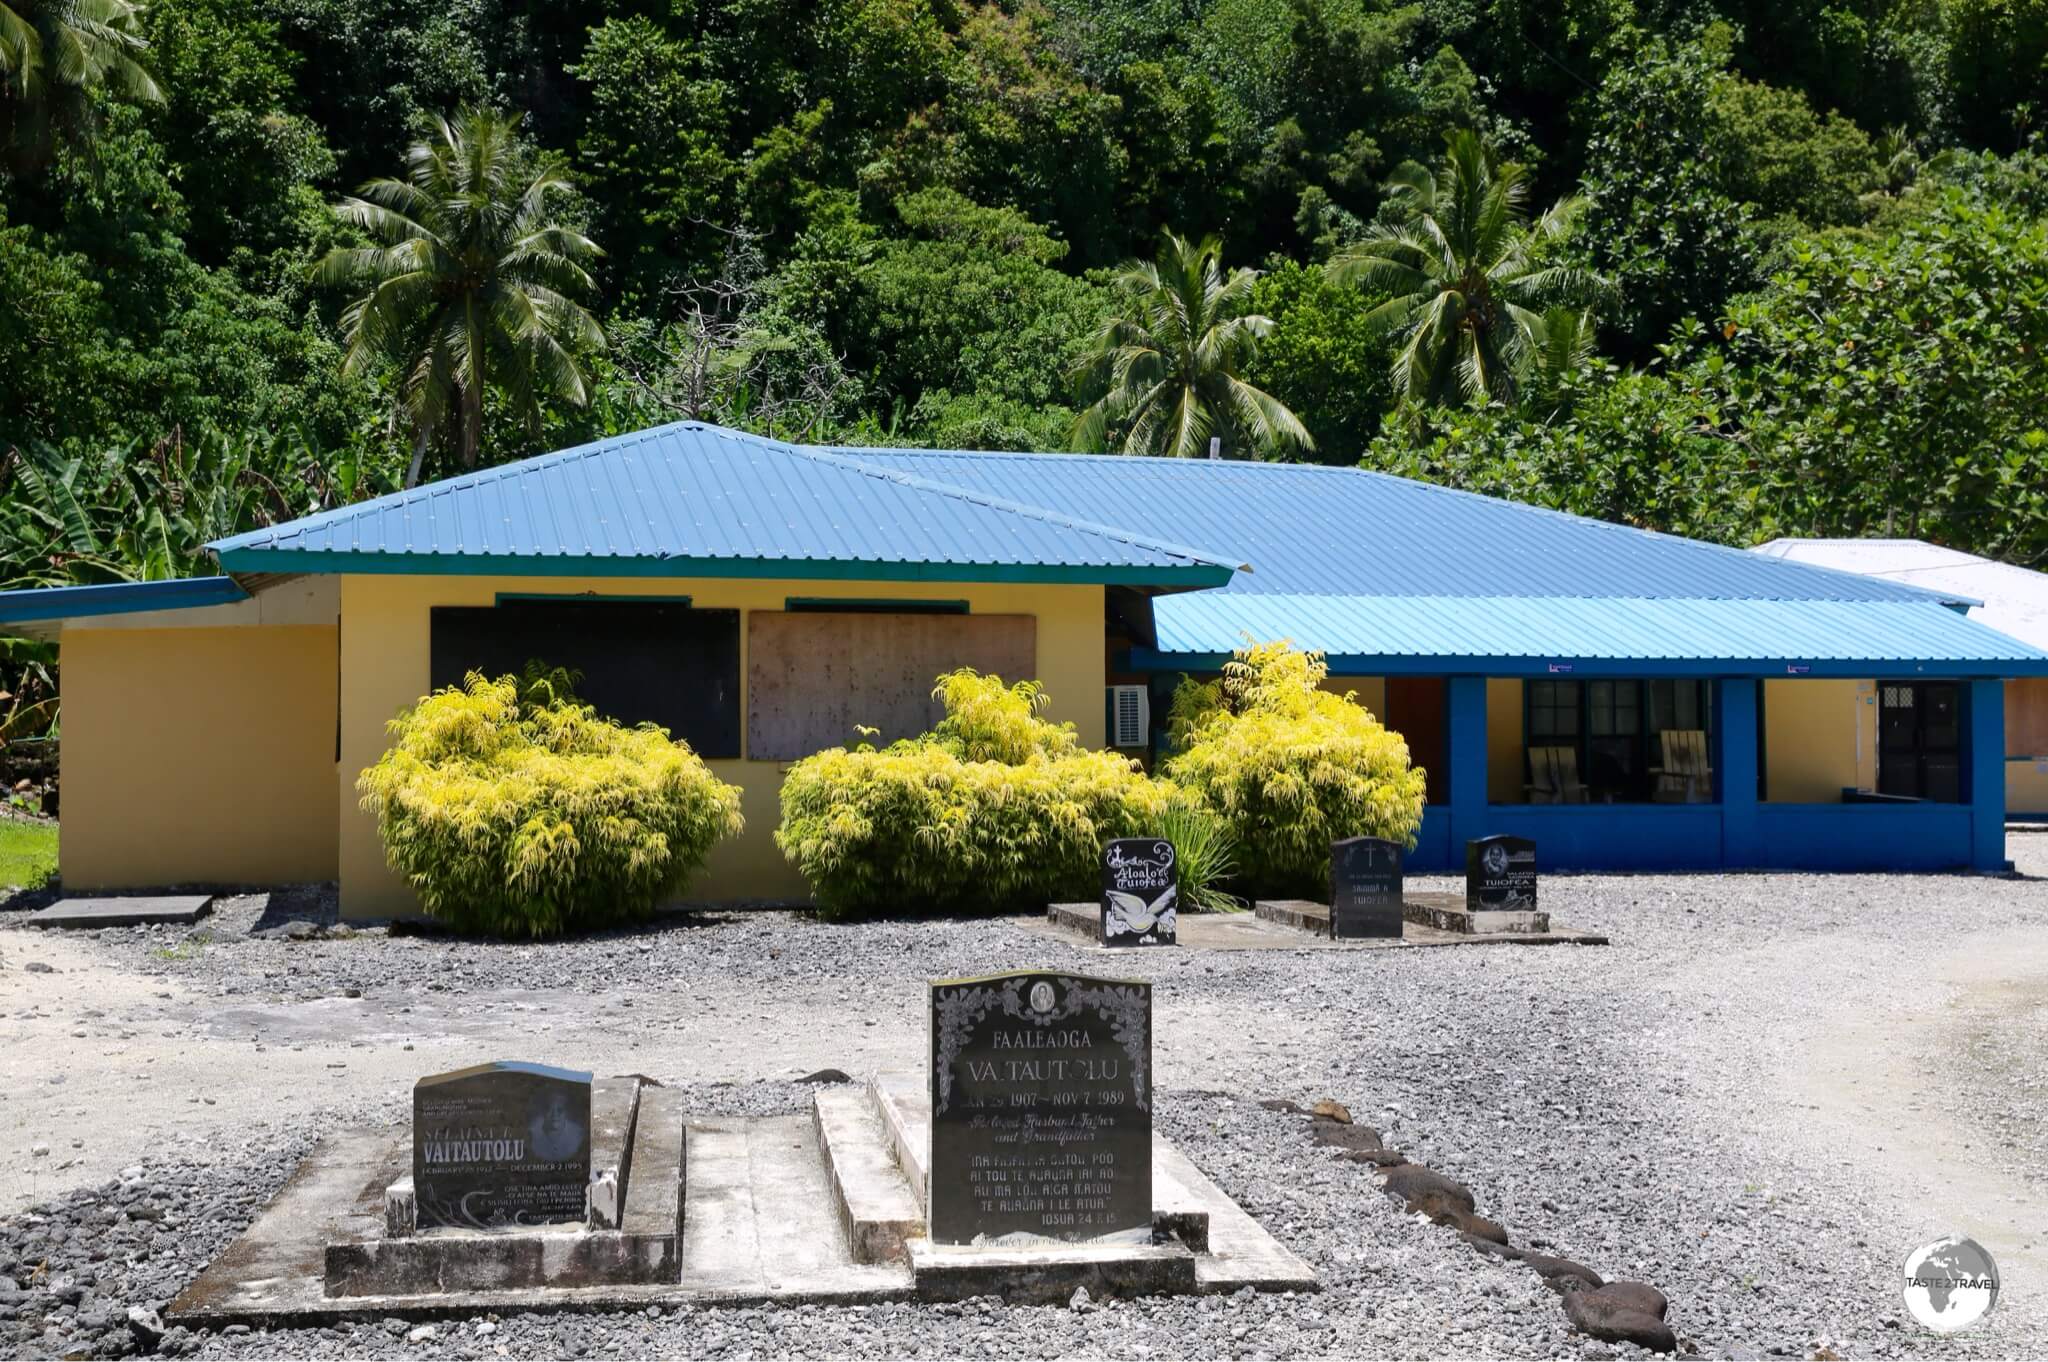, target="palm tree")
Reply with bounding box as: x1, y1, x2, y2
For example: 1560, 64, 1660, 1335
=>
0, 0, 161, 161
315, 108, 604, 485
1325, 130, 1606, 408
1069, 231, 1312, 460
